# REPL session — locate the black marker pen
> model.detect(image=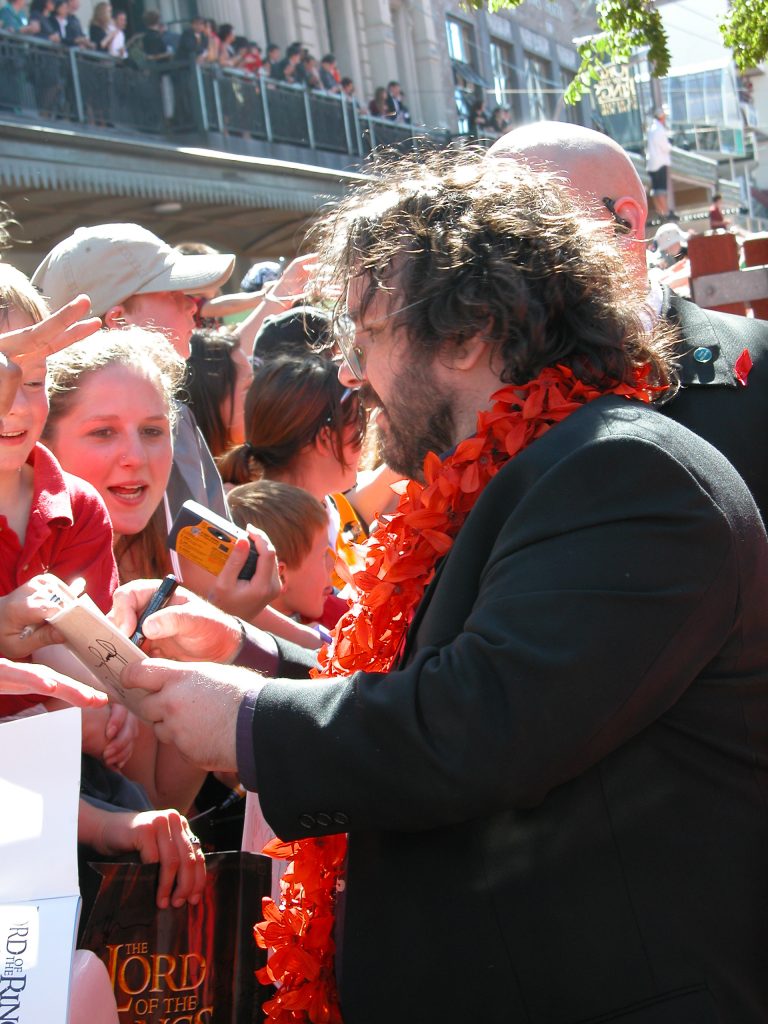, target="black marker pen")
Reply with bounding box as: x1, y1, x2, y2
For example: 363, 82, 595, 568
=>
130, 574, 179, 648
